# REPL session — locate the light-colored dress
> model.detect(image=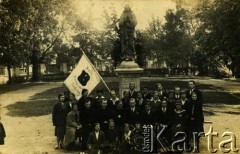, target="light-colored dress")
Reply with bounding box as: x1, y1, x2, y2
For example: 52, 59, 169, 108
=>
64, 110, 80, 147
